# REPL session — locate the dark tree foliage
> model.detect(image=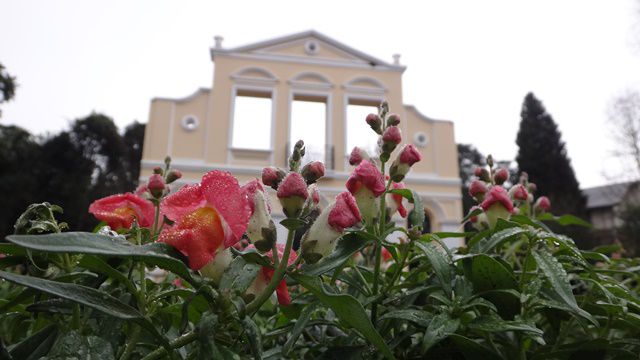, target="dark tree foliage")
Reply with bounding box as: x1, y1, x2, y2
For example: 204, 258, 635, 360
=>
122, 121, 145, 190
0, 63, 17, 117
618, 204, 640, 257
38, 131, 95, 231
0, 114, 144, 237
516, 93, 590, 244
0, 126, 41, 235
516, 93, 586, 216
